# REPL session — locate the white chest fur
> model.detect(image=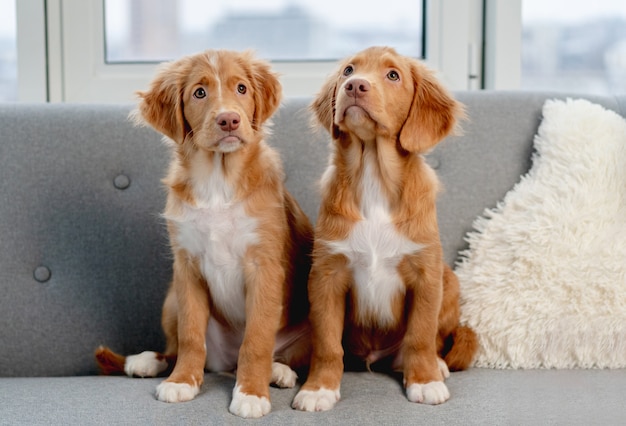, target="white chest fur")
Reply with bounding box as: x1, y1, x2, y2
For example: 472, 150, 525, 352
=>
166, 155, 259, 326
326, 160, 424, 326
